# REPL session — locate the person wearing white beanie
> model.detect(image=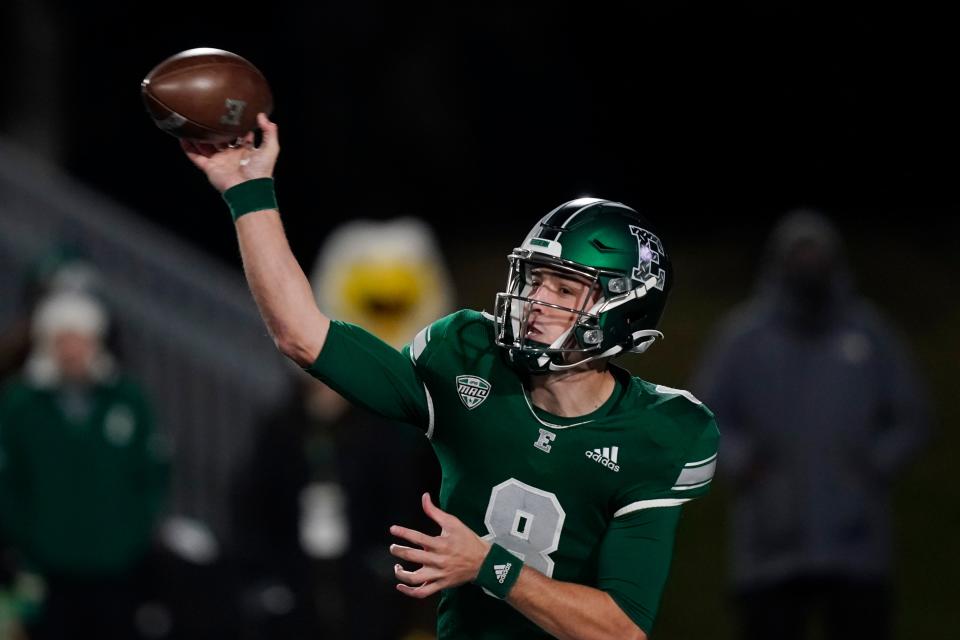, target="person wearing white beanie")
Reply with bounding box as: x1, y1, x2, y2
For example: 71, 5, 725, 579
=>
0, 290, 169, 639
25, 291, 115, 390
